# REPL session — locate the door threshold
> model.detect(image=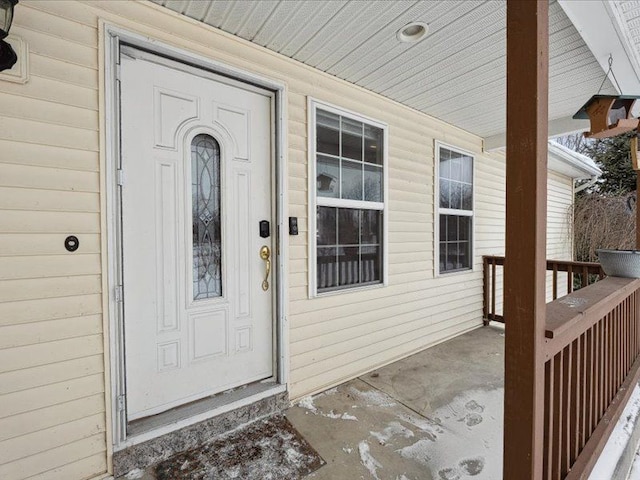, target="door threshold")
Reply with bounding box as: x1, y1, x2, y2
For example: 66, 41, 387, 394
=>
117, 381, 286, 450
